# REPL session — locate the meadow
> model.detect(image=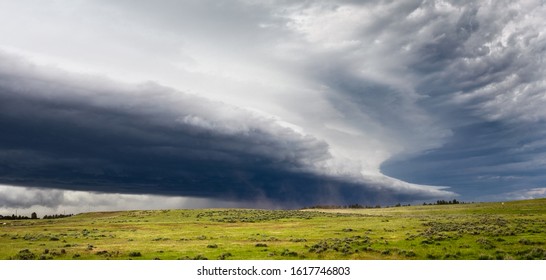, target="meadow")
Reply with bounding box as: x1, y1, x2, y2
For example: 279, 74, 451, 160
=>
1, 198, 545, 260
